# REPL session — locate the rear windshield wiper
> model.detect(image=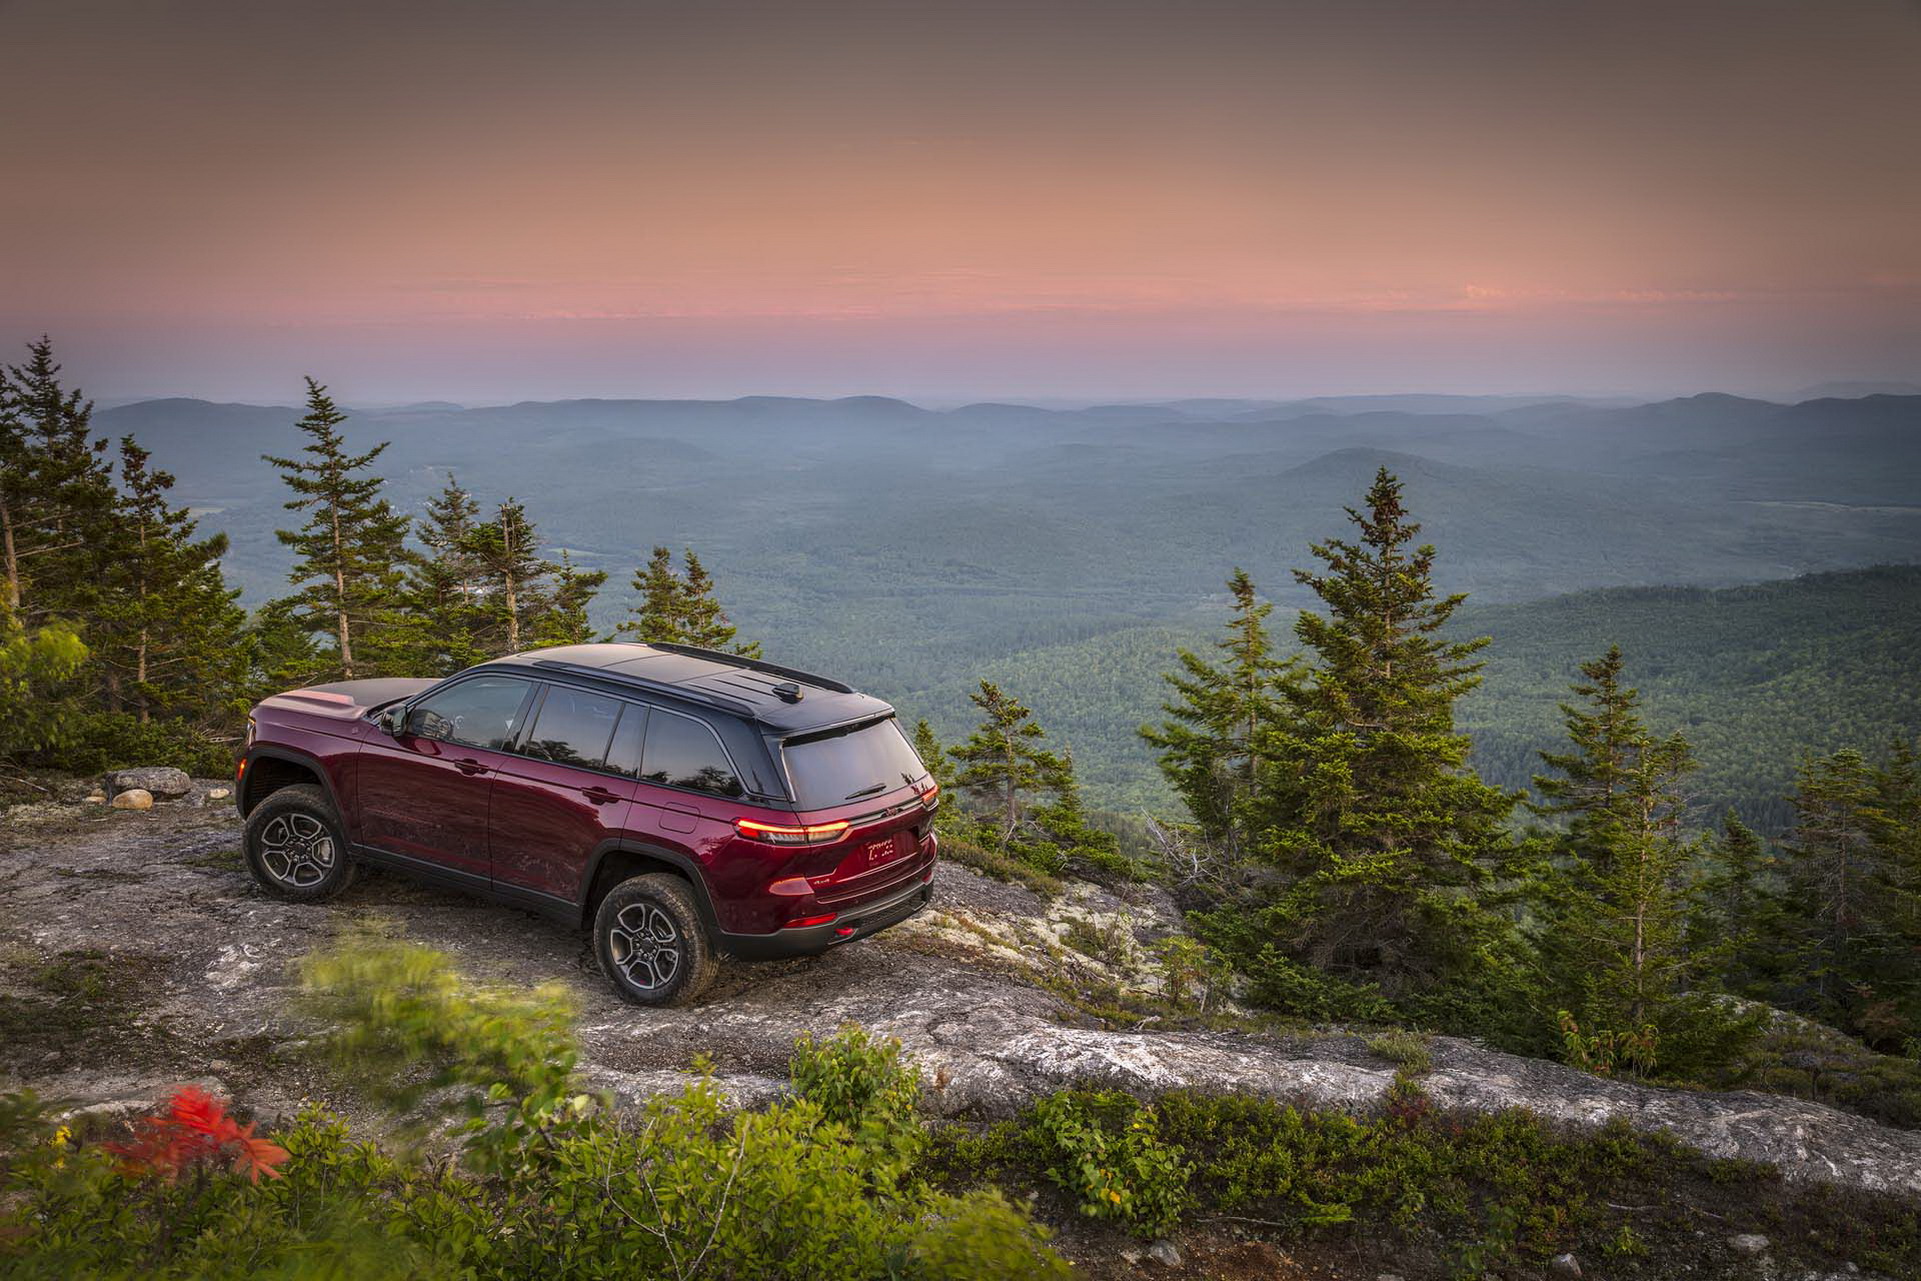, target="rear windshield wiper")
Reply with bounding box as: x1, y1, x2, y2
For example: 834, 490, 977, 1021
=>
842, 782, 888, 800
